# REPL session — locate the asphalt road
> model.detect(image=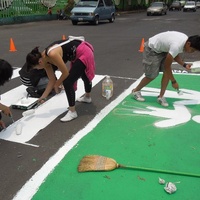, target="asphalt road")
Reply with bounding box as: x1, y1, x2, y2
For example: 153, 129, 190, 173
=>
0, 9, 200, 200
